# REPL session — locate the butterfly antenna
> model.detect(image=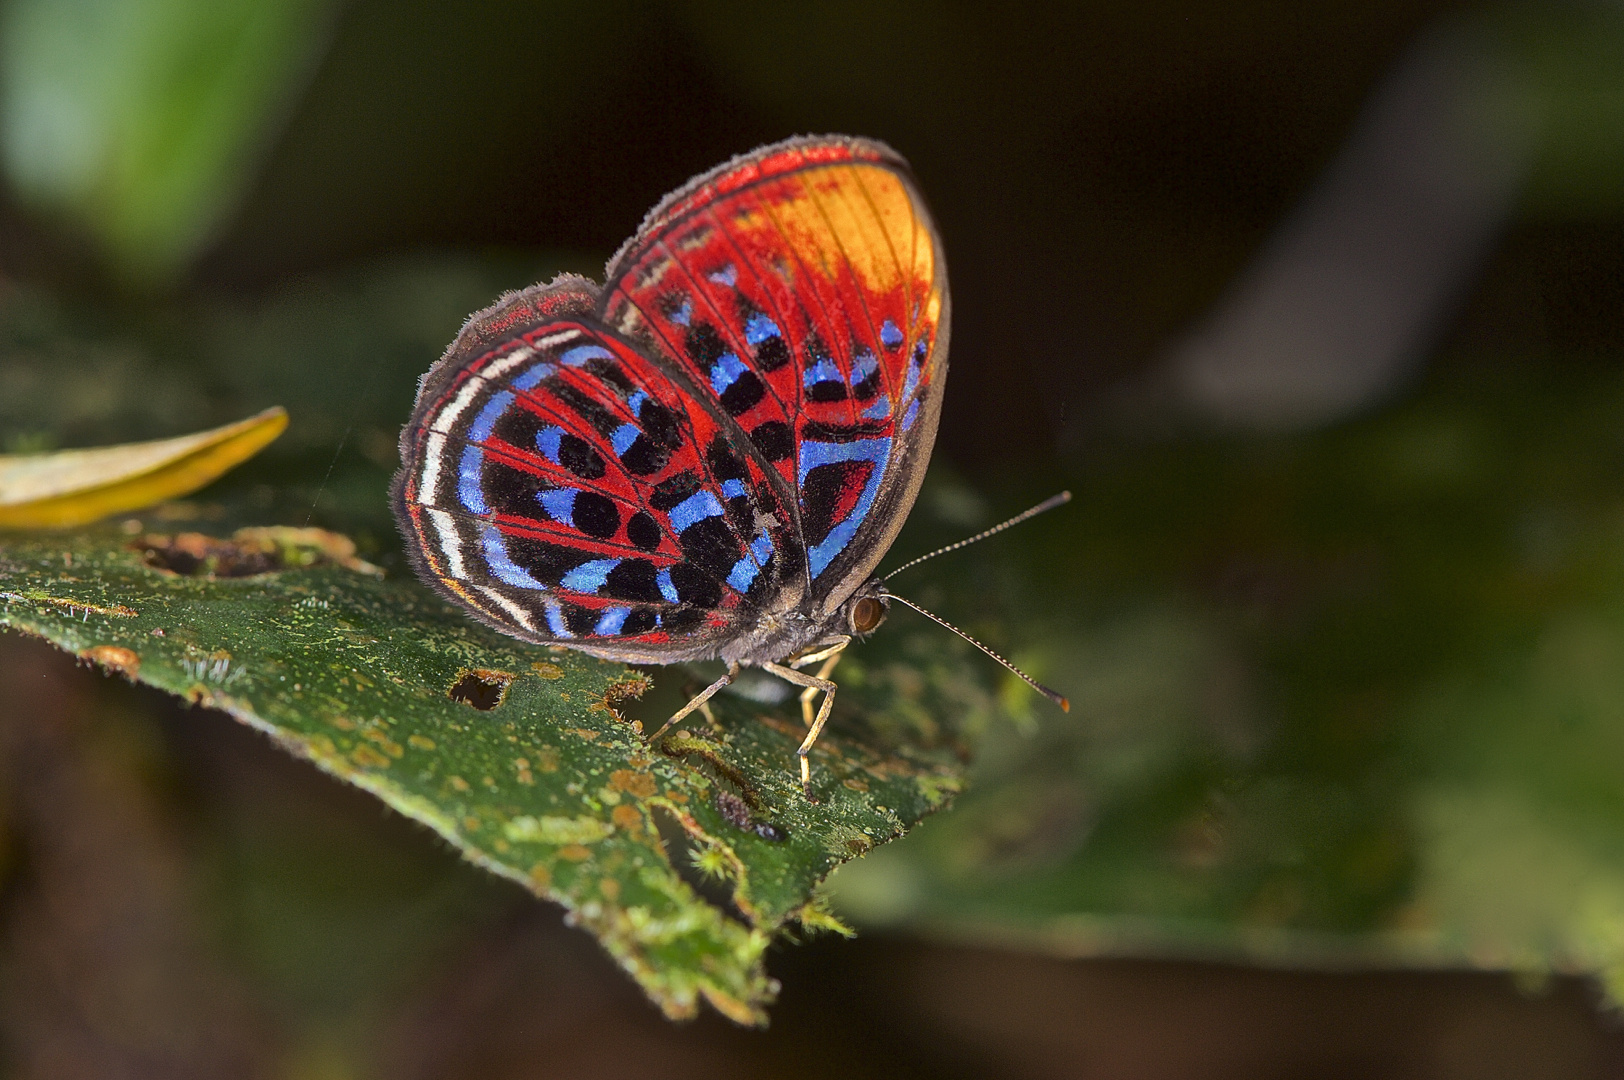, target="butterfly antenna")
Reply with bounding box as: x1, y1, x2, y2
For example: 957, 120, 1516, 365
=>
884, 491, 1072, 581
880, 589, 1069, 712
